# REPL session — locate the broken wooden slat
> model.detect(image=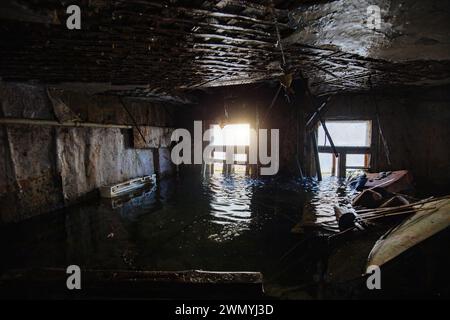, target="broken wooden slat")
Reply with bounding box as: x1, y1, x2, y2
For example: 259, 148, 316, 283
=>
306, 96, 331, 130
318, 146, 371, 154
0, 268, 264, 299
